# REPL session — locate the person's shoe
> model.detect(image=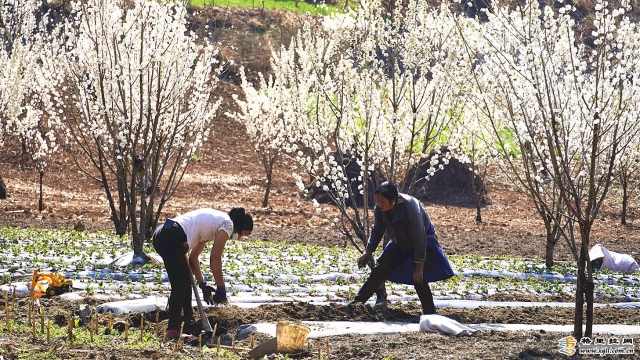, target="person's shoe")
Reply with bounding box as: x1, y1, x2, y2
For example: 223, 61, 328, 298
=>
165, 329, 180, 340
374, 292, 388, 308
